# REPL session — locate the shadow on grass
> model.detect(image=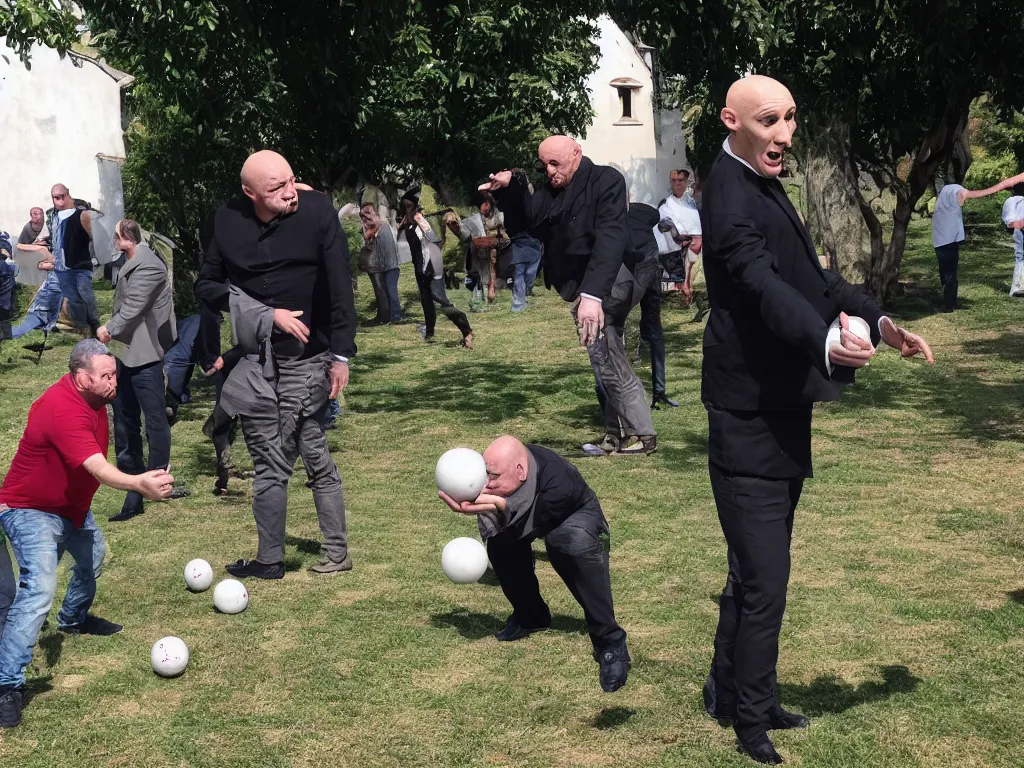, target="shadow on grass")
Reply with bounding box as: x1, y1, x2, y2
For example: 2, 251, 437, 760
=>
40, 632, 64, 668
430, 609, 588, 640
591, 706, 636, 729
22, 675, 53, 706
1007, 588, 1024, 605
777, 664, 921, 716
285, 535, 322, 556
348, 360, 589, 425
